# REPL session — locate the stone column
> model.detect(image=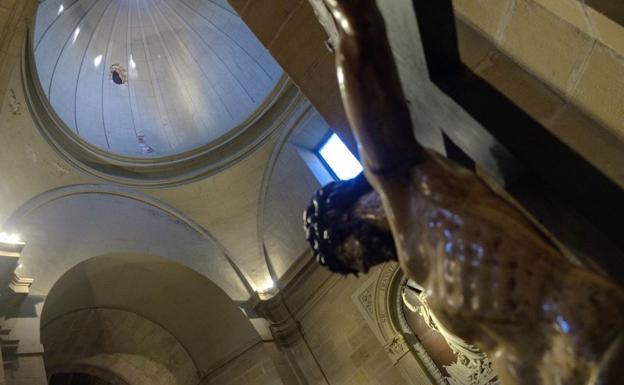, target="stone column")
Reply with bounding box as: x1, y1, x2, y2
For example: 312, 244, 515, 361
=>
252, 292, 329, 385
